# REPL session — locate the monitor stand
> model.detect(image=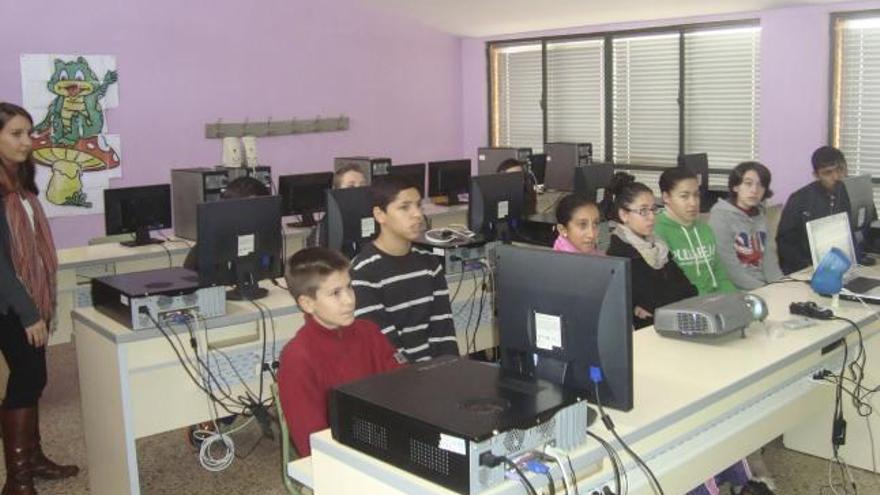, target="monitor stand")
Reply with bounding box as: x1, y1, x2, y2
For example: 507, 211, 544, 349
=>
120, 227, 164, 247
286, 212, 318, 229
227, 257, 269, 301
